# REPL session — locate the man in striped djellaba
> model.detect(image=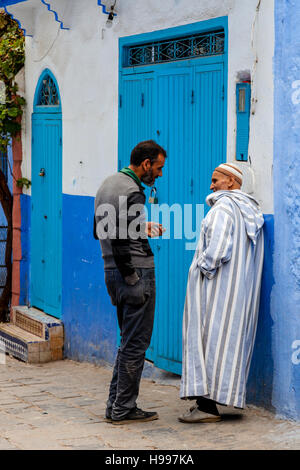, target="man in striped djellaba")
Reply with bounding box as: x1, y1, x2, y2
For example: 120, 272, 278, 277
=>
179, 163, 264, 423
